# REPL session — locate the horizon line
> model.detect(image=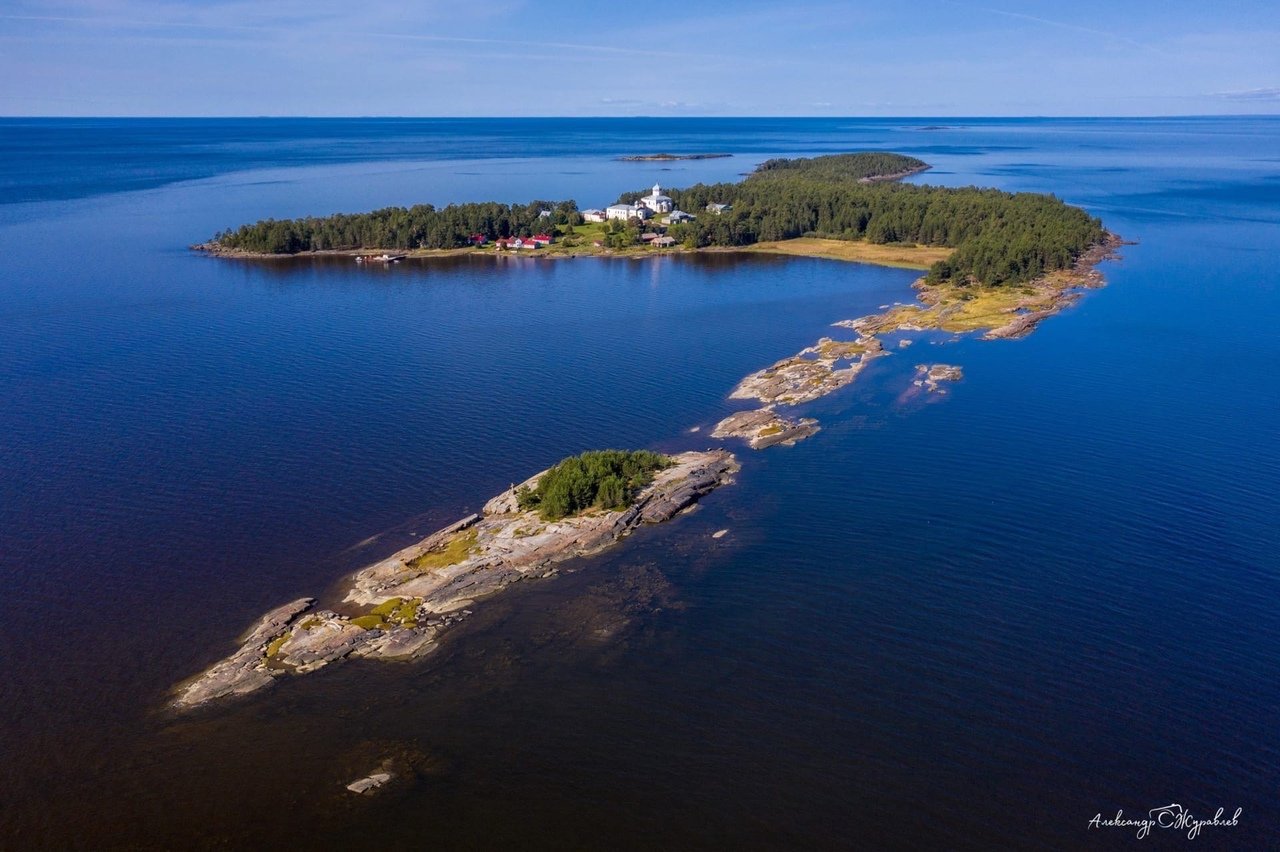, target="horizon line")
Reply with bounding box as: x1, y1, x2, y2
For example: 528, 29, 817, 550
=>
2, 113, 1279, 121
